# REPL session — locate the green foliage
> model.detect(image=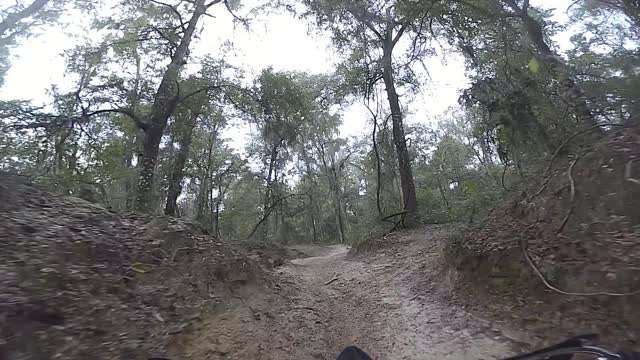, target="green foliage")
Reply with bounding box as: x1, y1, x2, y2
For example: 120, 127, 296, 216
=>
410, 112, 505, 224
